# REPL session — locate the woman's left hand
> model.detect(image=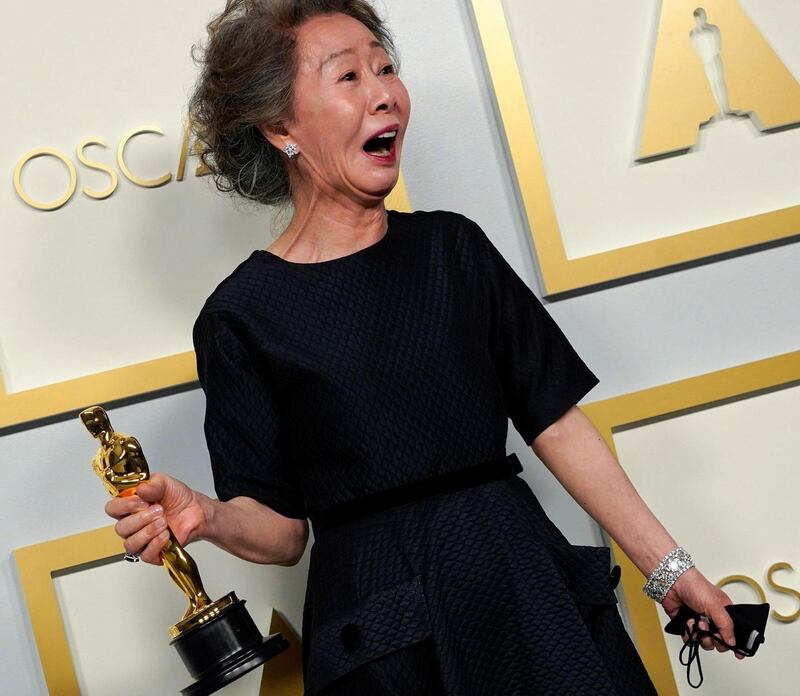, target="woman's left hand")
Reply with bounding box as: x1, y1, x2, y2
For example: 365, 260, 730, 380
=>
661, 567, 744, 660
